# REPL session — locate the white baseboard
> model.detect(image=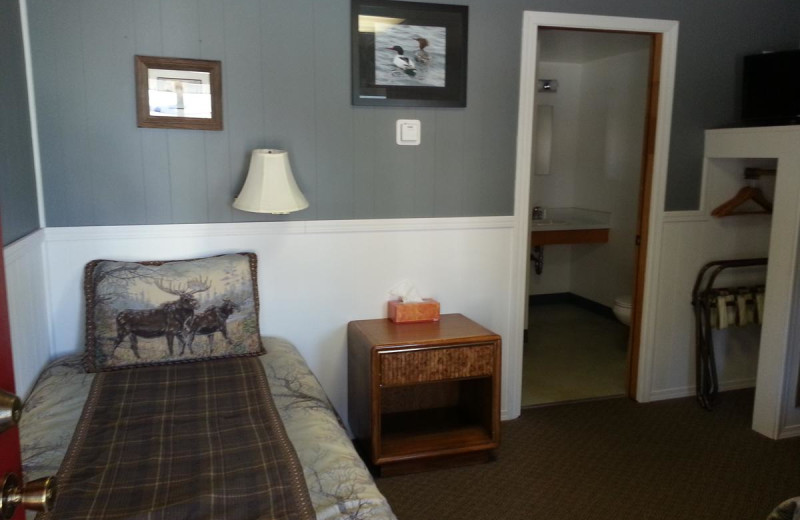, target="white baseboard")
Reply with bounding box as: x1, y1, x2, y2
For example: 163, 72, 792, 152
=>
649, 378, 756, 402
778, 423, 800, 439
